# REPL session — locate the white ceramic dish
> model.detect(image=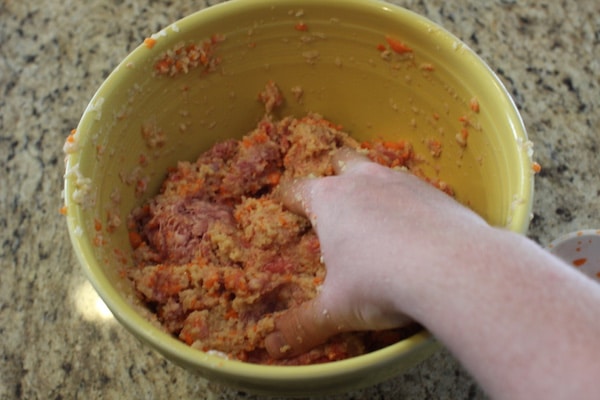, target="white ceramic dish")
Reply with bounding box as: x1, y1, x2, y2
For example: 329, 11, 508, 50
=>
548, 229, 600, 283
